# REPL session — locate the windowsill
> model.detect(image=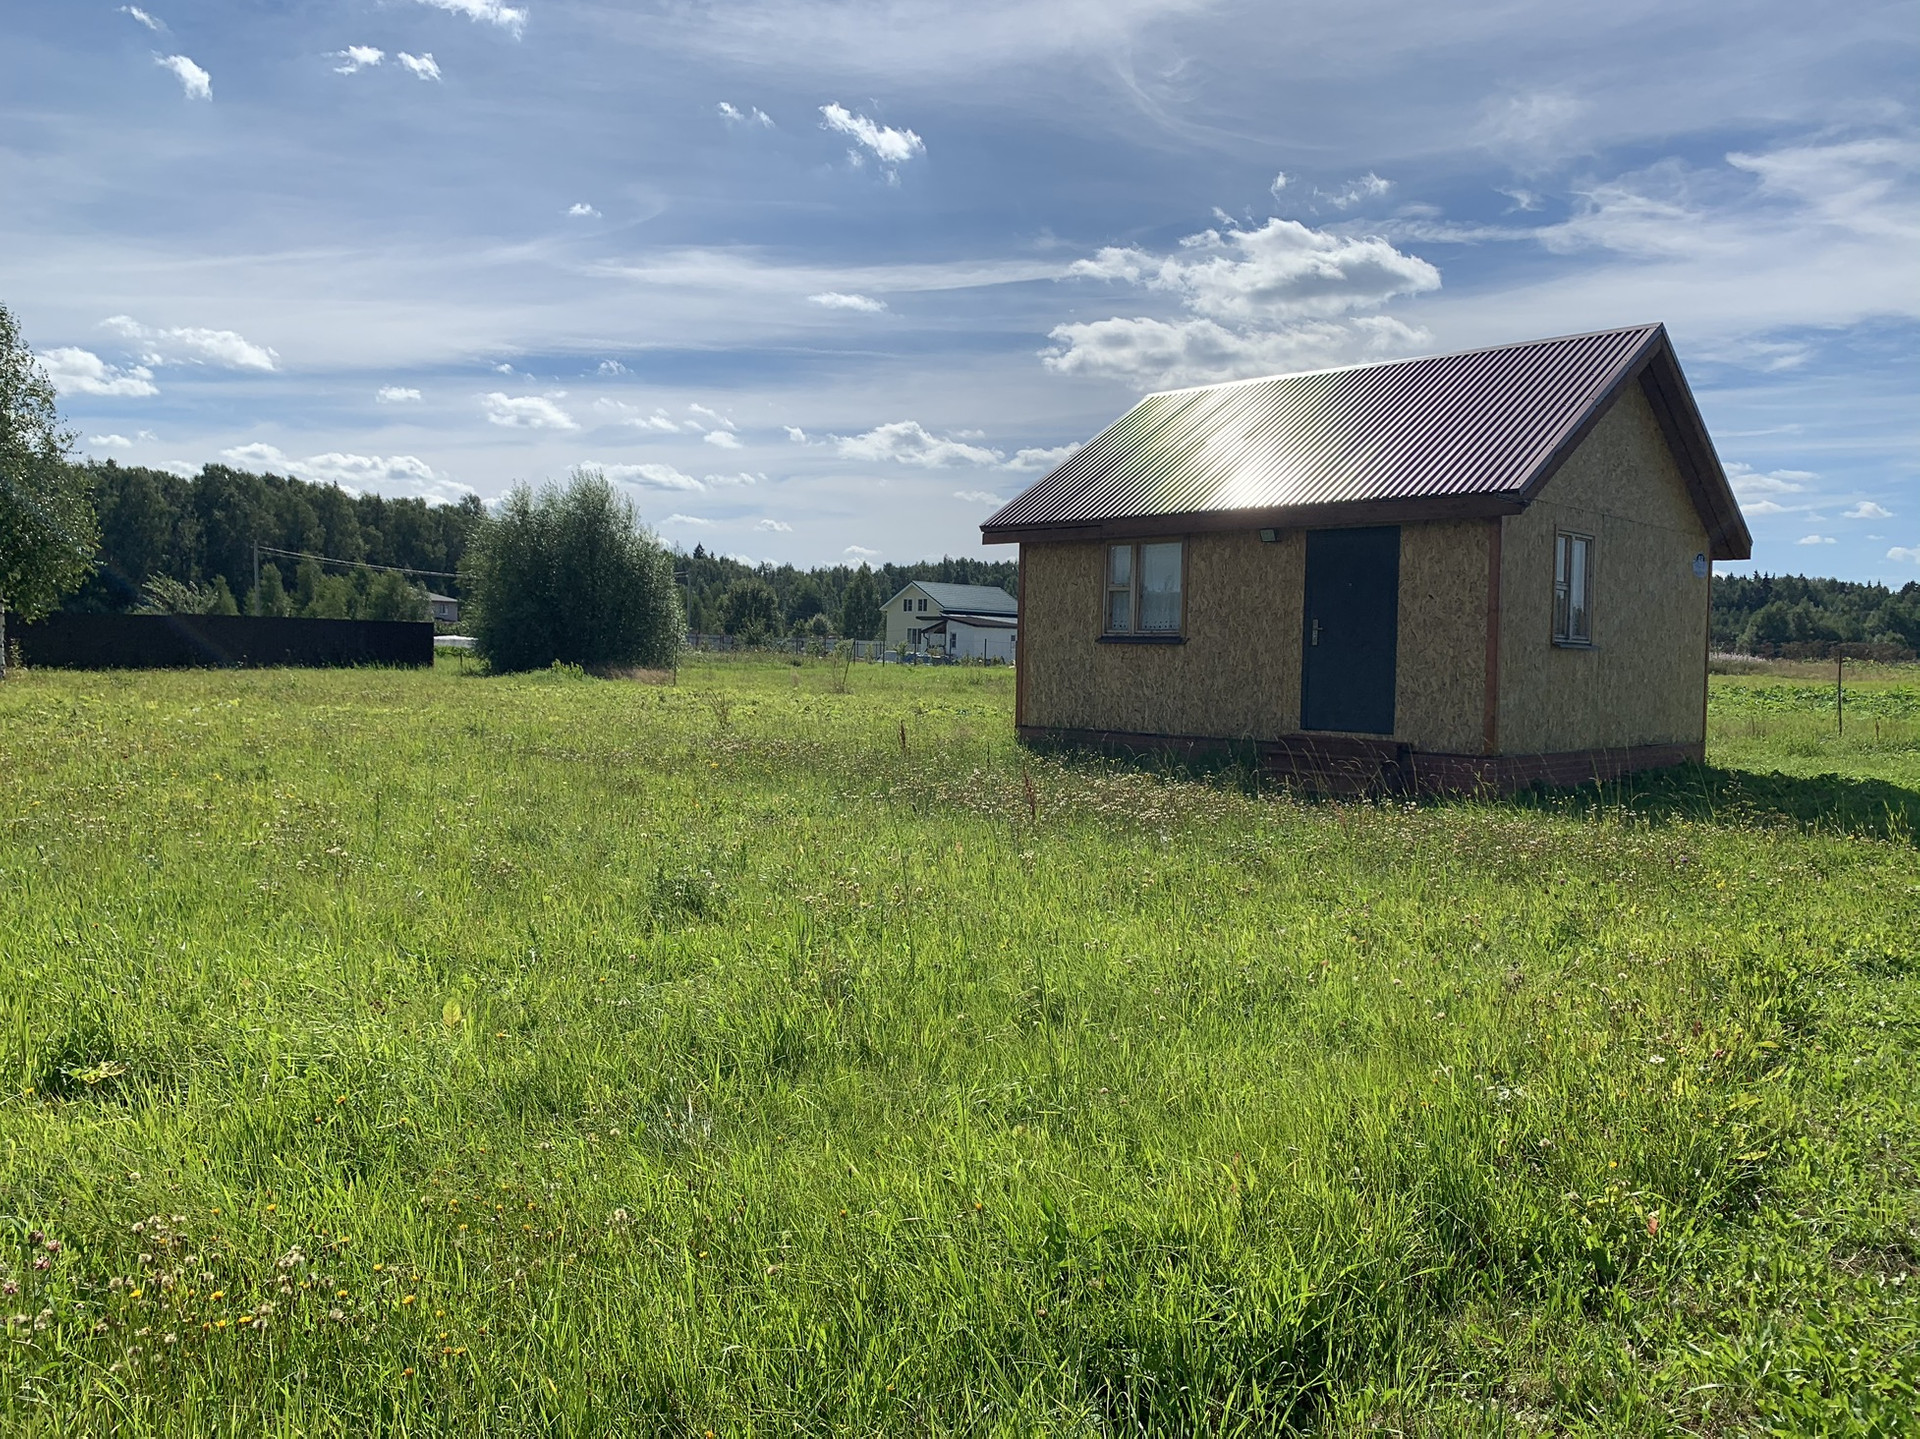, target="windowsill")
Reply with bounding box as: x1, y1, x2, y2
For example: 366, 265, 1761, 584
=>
1551, 639, 1596, 650
1098, 633, 1185, 645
